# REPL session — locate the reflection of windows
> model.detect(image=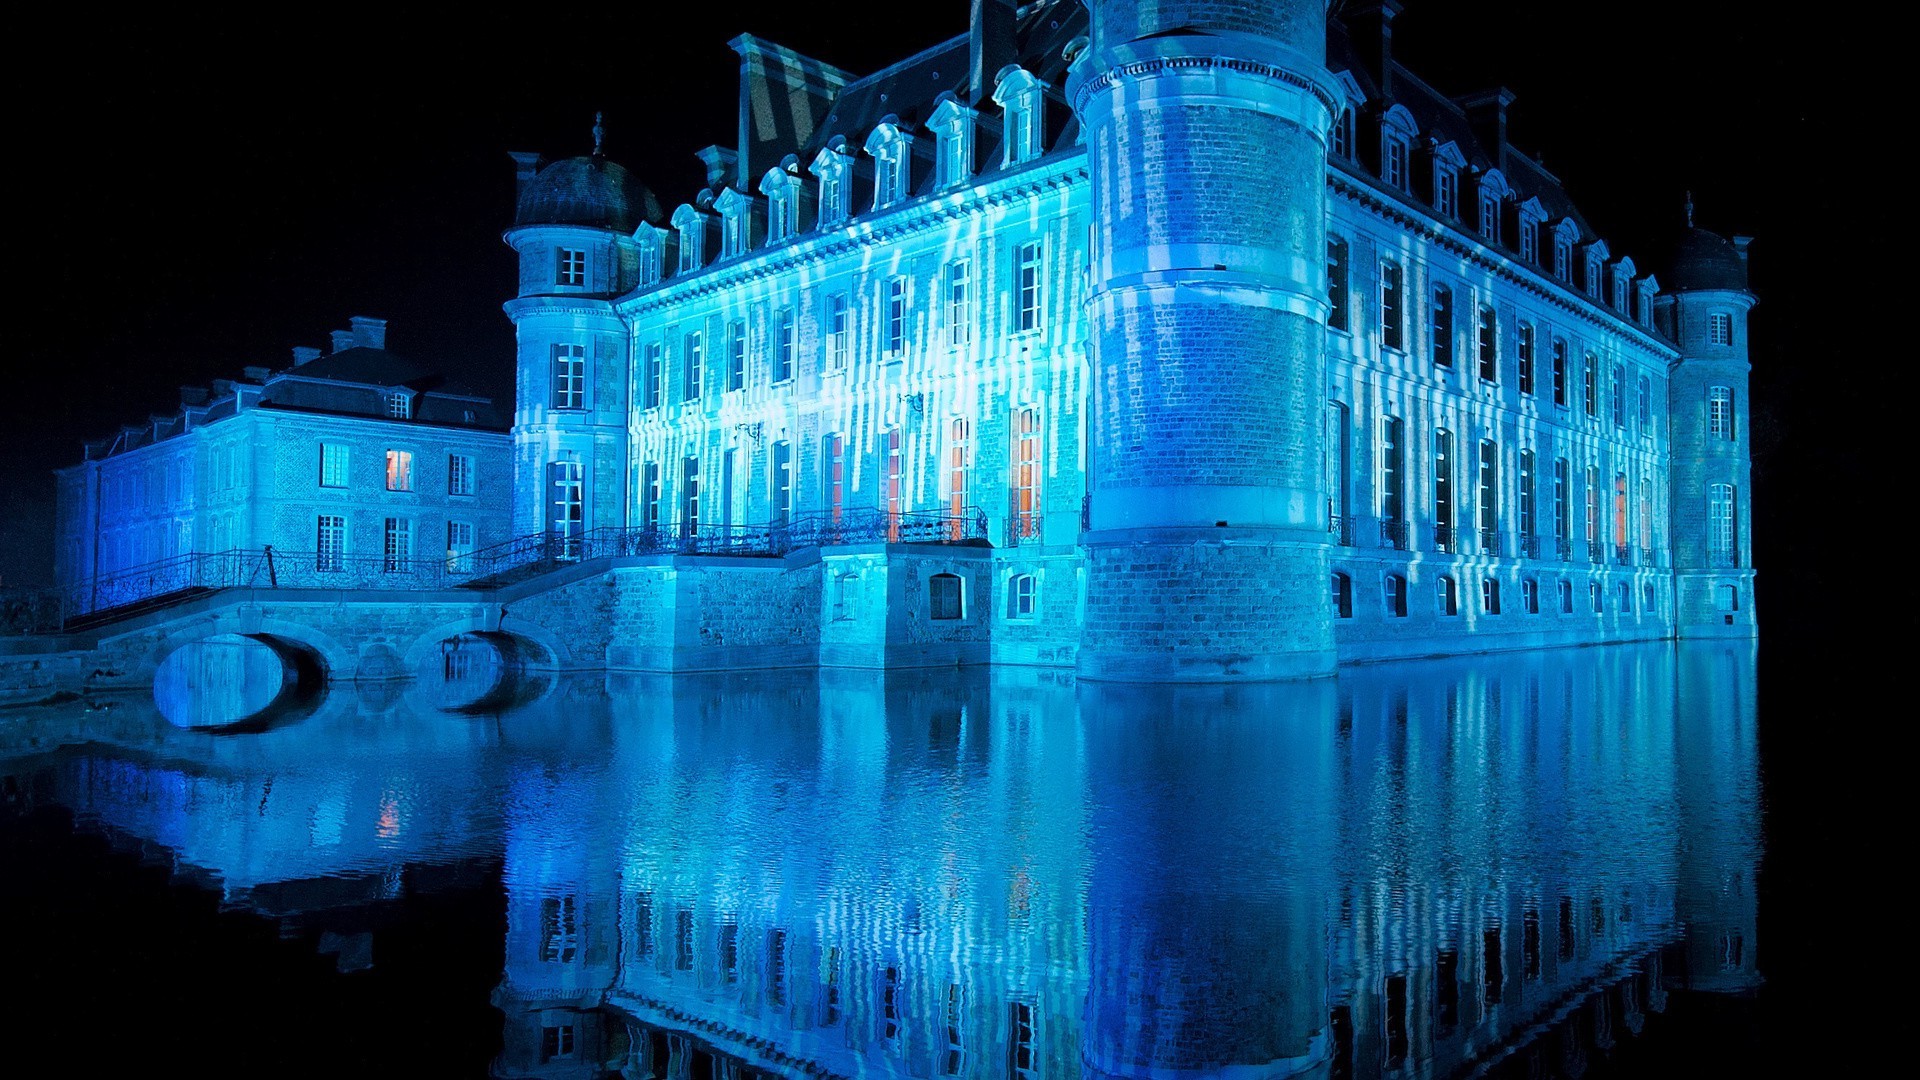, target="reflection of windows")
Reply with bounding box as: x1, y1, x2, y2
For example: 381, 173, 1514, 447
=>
943, 983, 966, 1075
540, 1026, 575, 1063
674, 907, 694, 971
822, 946, 843, 1026
766, 928, 788, 1007
1385, 972, 1409, 1068
930, 573, 964, 620
720, 919, 739, 984
633, 892, 653, 958
539, 895, 577, 963
1008, 1000, 1038, 1079
1523, 906, 1541, 979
